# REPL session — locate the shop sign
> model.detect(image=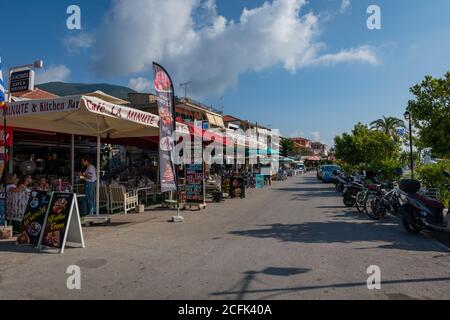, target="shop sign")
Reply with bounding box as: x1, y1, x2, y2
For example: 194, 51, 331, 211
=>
5, 97, 80, 117
185, 163, 204, 203
9, 69, 34, 93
